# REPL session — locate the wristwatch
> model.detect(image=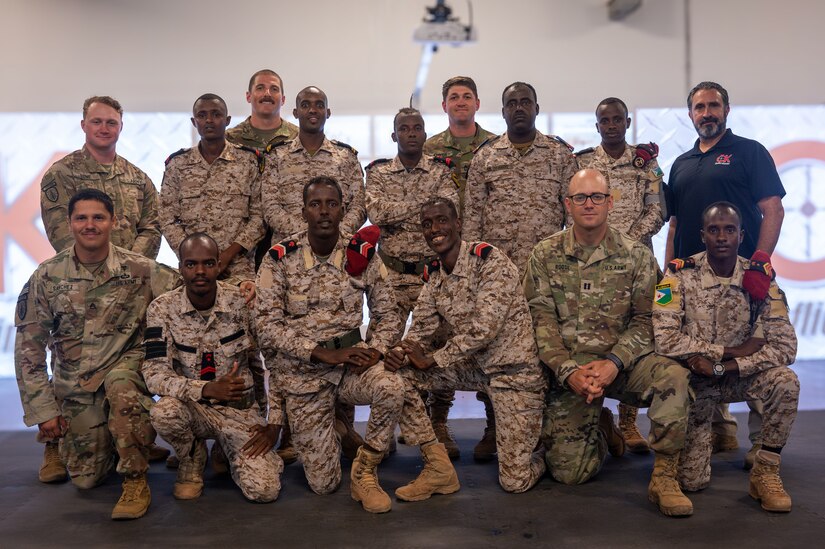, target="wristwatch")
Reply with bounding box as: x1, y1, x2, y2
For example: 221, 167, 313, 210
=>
712, 362, 726, 377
